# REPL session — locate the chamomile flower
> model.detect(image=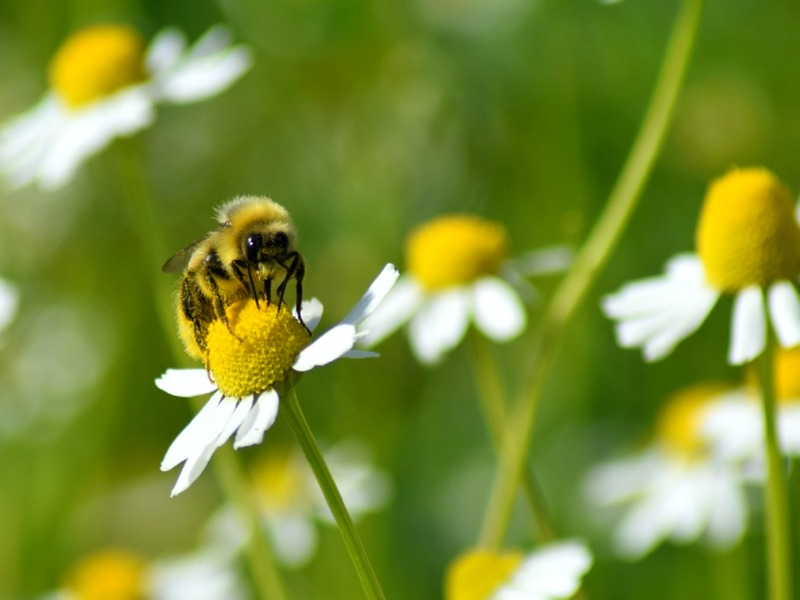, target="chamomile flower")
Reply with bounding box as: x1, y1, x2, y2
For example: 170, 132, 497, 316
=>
0, 24, 252, 190
208, 440, 391, 567
584, 383, 748, 559
444, 540, 593, 600
156, 264, 398, 497
361, 214, 571, 364
703, 346, 800, 463
40, 547, 245, 600
603, 167, 800, 365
